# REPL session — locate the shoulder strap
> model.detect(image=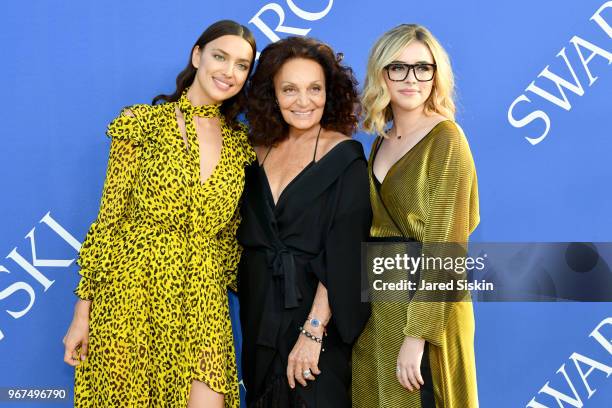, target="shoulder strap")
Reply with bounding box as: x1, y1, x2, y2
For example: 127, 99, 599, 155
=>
260, 145, 273, 166
312, 125, 322, 161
